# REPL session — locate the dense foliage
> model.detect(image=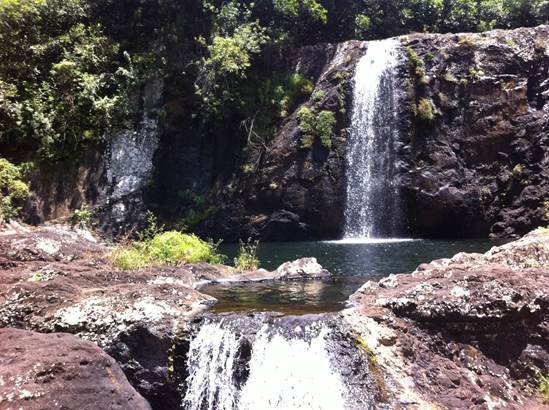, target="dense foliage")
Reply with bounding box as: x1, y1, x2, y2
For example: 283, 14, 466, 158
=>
0, 0, 136, 160
0, 0, 546, 162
